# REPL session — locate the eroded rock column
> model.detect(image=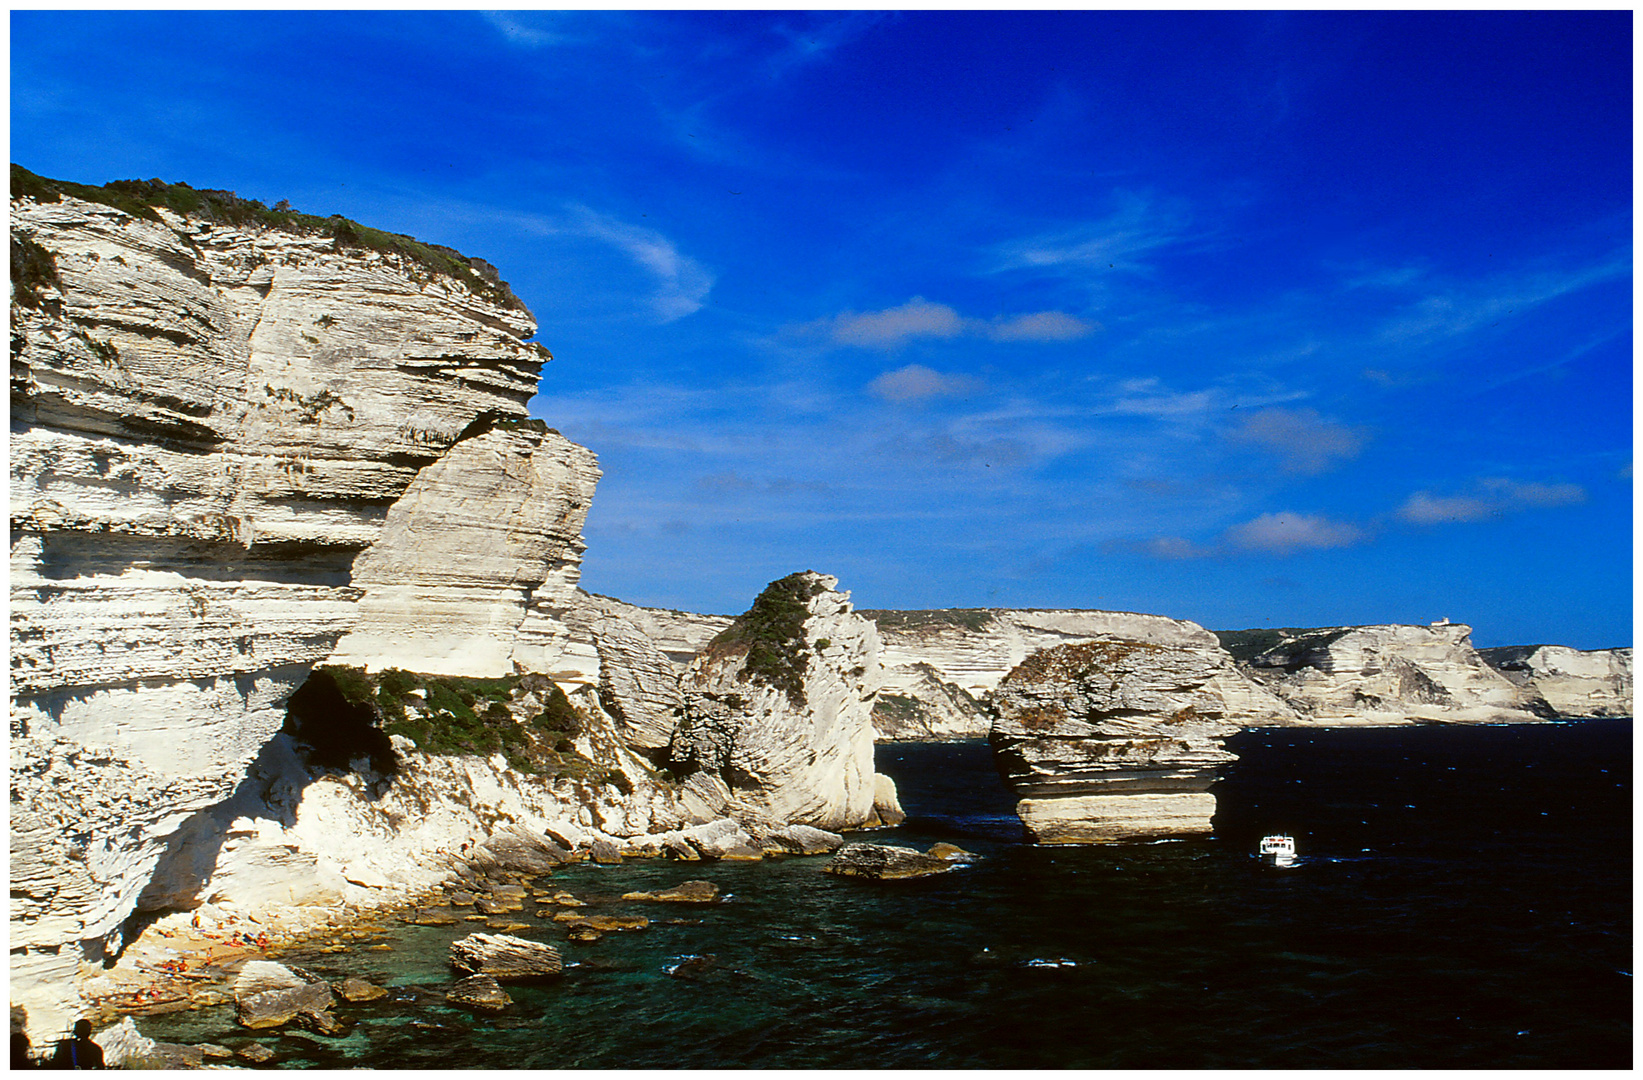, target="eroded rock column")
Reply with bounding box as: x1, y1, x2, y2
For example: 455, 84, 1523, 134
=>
990, 640, 1259, 842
